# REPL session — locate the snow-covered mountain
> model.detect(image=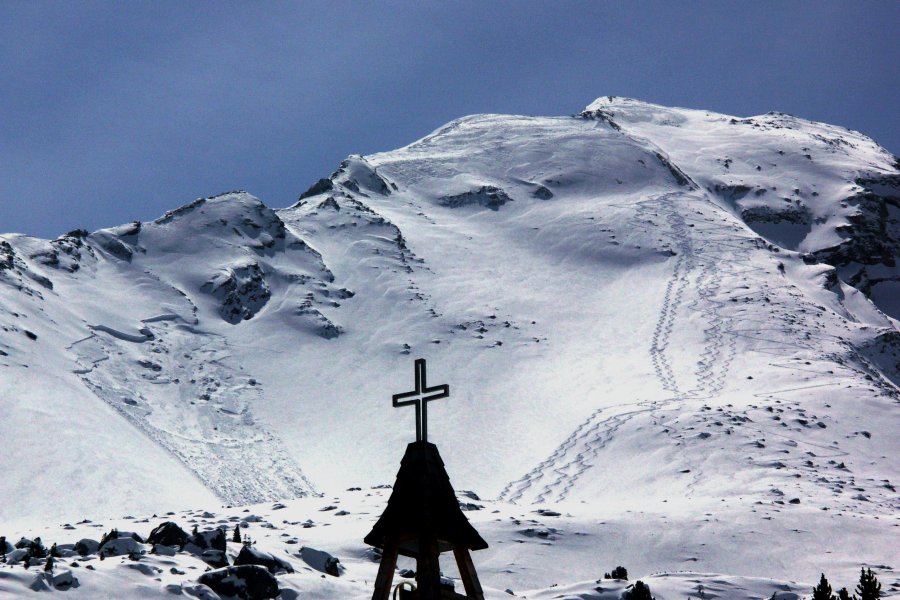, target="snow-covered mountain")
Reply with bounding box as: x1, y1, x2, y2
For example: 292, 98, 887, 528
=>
1, 97, 898, 596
